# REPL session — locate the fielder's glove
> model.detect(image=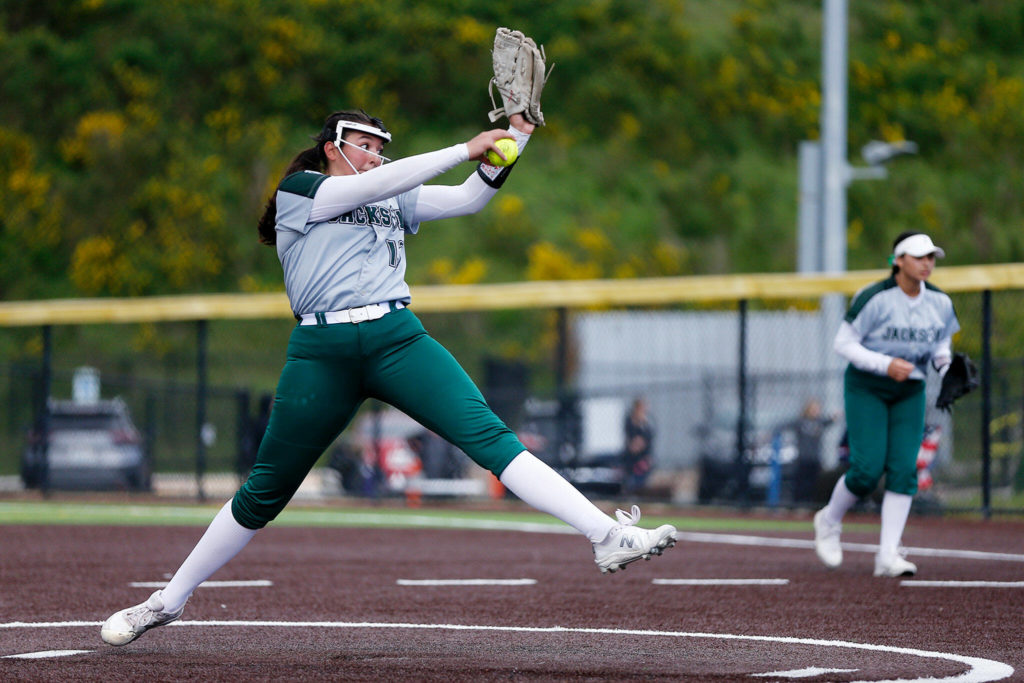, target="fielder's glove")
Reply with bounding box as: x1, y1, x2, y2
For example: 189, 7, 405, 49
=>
488, 27, 551, 126
936, 352, 979, 411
